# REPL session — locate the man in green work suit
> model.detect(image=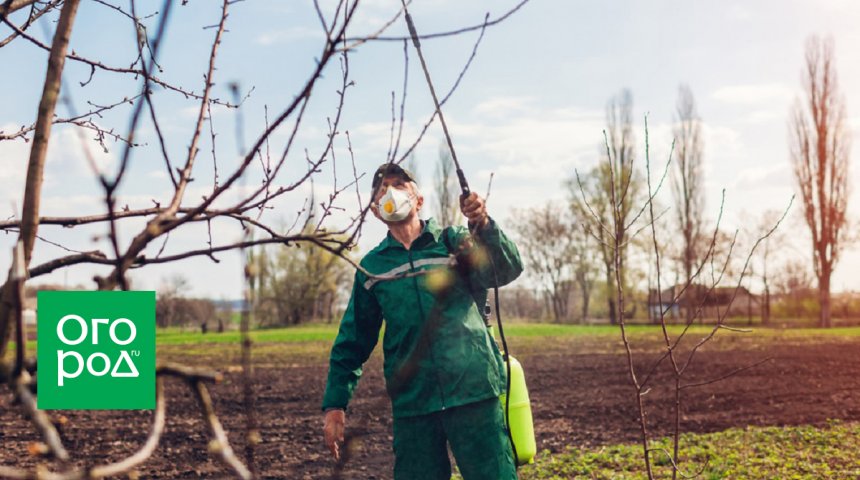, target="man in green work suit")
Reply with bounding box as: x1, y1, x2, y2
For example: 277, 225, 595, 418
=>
322, 163, 523, 479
